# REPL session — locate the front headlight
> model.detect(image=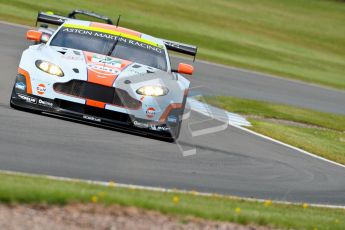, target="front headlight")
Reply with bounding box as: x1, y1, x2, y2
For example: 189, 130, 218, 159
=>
136, 86, 169, 96
35, 60, 64, 77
